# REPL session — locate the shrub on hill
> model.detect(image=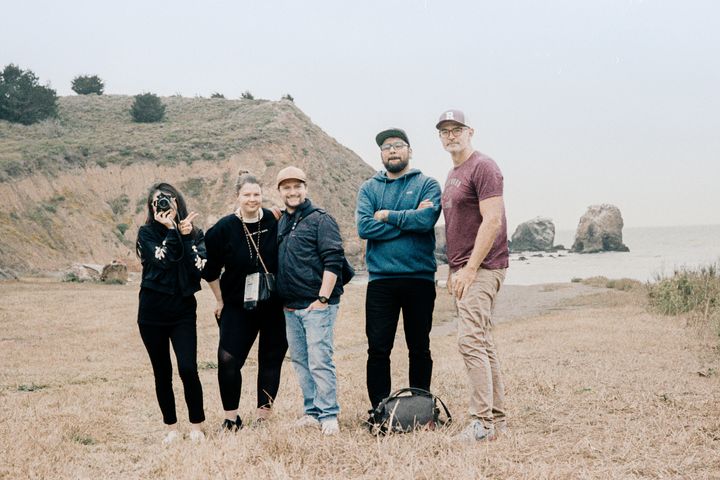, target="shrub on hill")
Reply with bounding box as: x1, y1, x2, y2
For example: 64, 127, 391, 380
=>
130, 93, 166, 123
281, 93, 294, 102
210, 92, 225, 98
240, 90, 254, 100
0, 63, 58, 125
71, 75, 105, 95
